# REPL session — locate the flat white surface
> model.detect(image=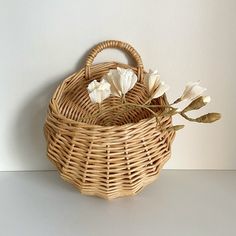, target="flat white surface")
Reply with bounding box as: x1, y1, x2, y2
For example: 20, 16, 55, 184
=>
0, 0, 235, 170
0, 170, 235, 236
